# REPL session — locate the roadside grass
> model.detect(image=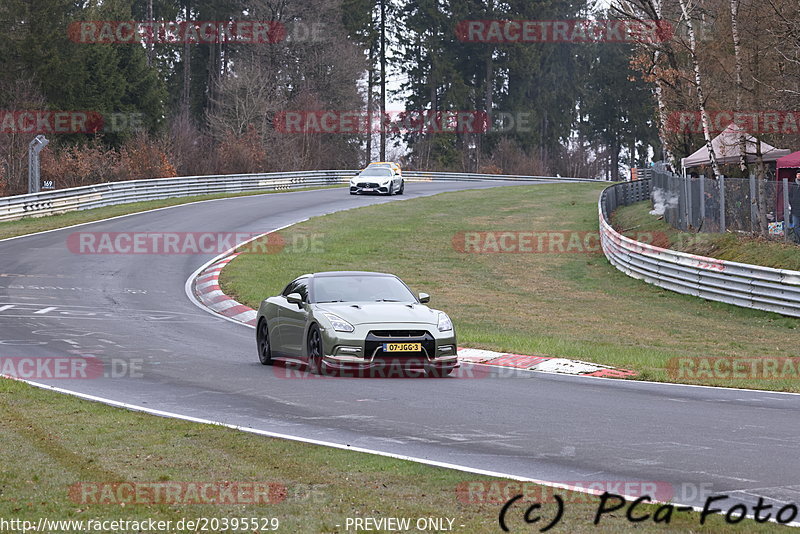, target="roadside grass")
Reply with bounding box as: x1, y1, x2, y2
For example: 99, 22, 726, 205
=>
0, 186, 341, 242
222, 184, 800, 392
0, 377, 790, 533
612, 201, 800, 271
